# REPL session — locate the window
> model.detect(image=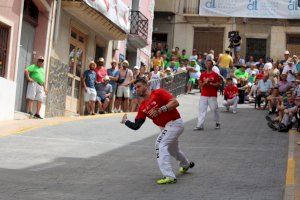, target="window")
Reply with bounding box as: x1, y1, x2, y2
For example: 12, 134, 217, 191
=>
23, 0, 39, 26
287, 34, 300, 56
0, 24, 9, 78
